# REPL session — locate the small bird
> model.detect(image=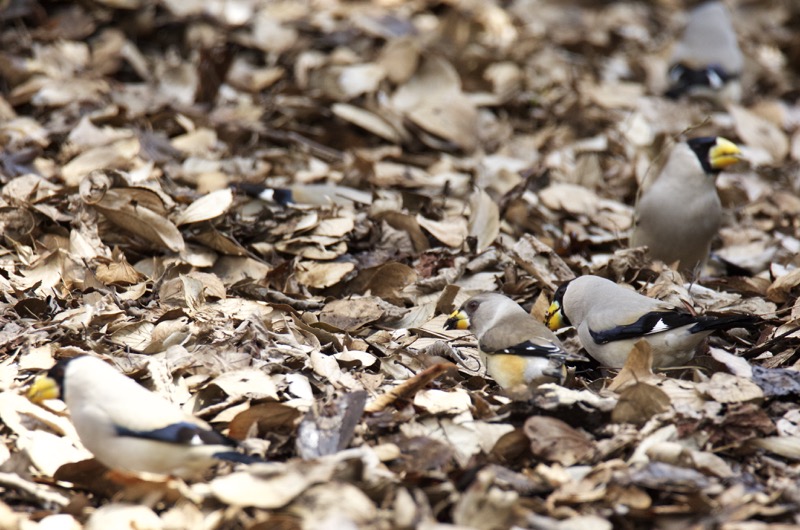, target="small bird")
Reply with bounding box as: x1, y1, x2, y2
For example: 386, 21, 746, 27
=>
27, 355, 257, 478
544, 275, 756, 369
444, 292, 568, 389
630, 136, 742, 276
665, 1, 743, 102
236, 182, 372, 207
